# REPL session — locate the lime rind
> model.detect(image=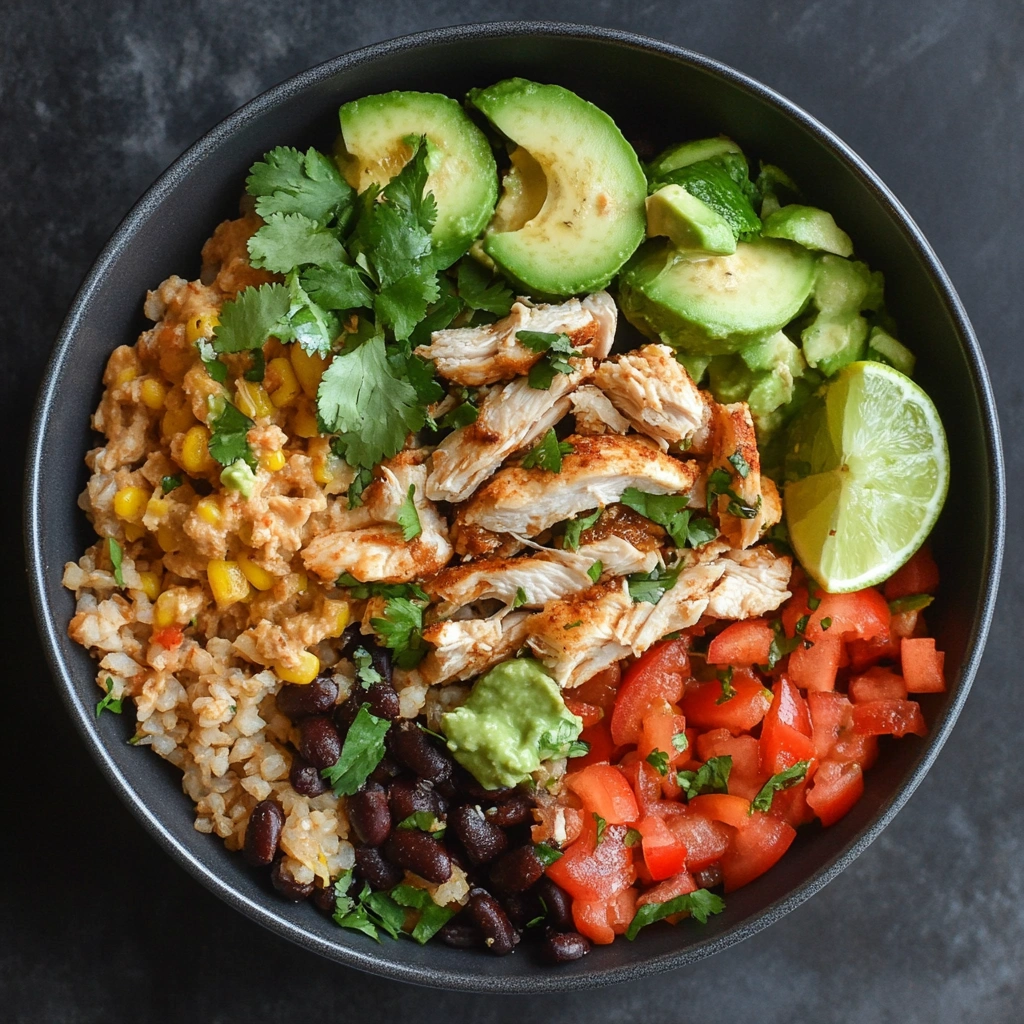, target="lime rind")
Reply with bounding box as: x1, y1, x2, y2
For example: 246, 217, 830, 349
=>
784, 361, 949, 593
